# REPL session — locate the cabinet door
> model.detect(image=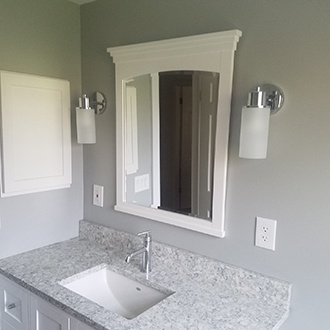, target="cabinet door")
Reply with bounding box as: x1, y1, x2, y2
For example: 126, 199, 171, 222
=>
0, 276, 29, 330
1, 319, 17, 330
0, 71, 72, 197
30, 296, 69, 330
